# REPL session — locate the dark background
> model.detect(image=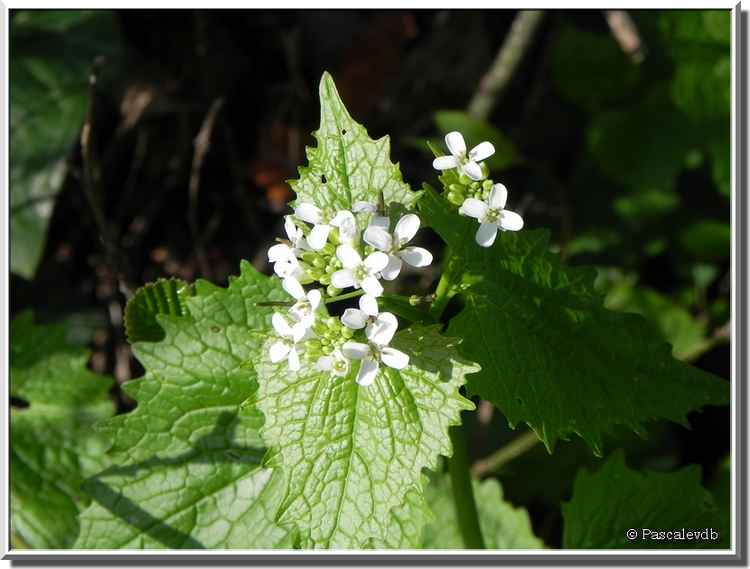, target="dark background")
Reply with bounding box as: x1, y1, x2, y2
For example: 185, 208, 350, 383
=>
9, 9, 731, 547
